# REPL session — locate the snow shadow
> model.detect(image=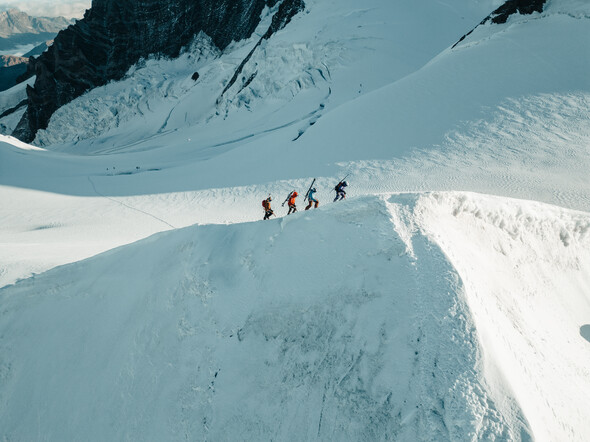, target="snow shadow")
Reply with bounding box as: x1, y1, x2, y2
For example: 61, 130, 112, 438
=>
580, 325, 590, 343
